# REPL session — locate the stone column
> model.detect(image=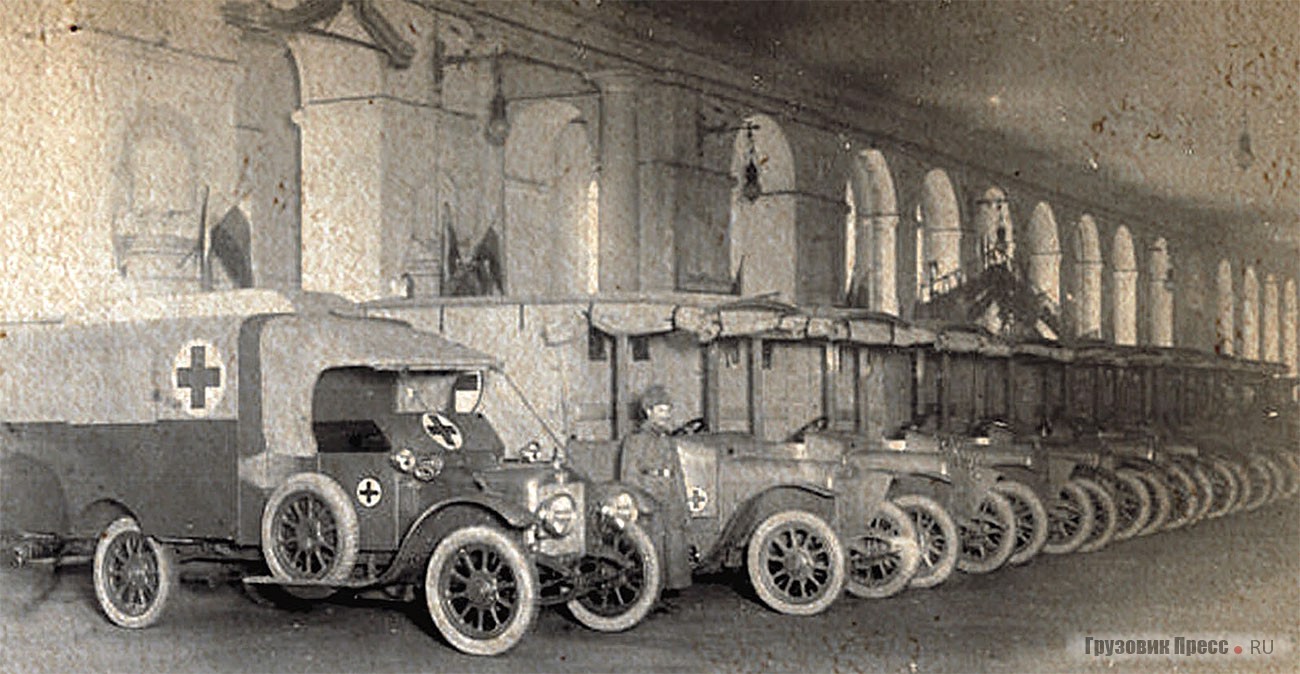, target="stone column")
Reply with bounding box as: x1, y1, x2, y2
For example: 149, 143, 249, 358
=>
1262, 276, 1279, 362
591, 71, 640, 292
1113, 268, 1138, 346
869, 214, 899, 315
1078, 259, 1104, 338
